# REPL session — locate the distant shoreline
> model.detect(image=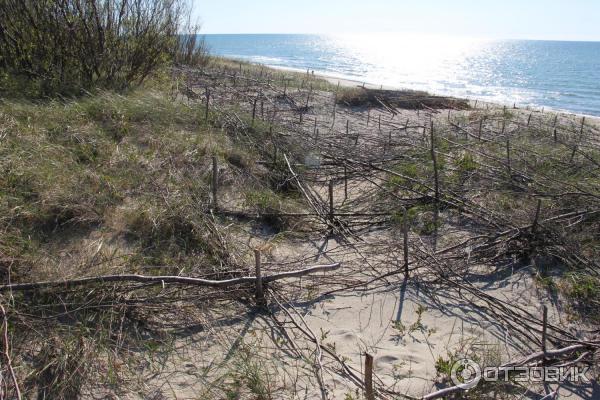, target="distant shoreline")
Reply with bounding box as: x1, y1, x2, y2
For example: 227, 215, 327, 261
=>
204, 34, 600, 118
223, 58, 600, 122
